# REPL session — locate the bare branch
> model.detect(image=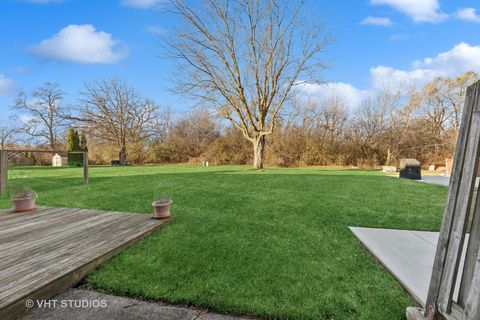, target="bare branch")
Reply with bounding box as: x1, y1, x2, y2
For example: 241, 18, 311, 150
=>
166, 0, 331, 168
